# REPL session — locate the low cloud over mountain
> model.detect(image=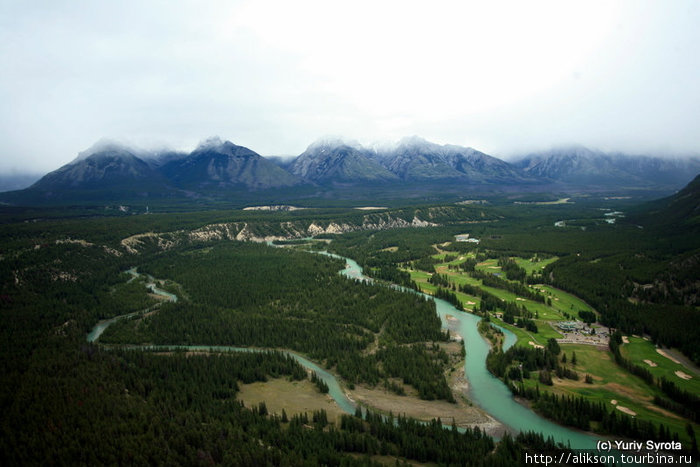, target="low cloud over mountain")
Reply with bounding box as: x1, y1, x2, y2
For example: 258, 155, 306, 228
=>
2, 137, 698, 205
